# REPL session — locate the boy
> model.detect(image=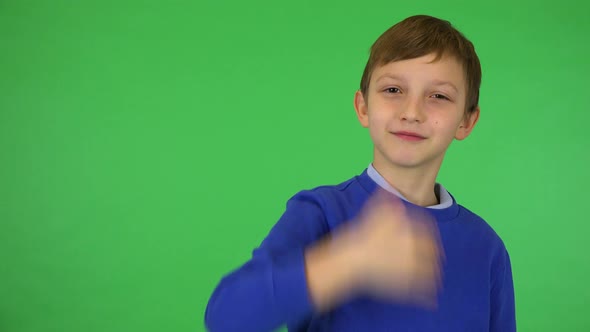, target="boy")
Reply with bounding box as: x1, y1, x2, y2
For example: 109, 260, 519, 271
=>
205, 15, 516, 332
